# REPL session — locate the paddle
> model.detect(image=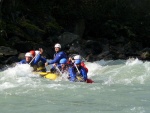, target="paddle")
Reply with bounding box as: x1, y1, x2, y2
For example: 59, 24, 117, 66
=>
53, 64, 69, 80
74, 63, 80, 74
29, 52, 39, 65
45, 63, 62, 75
72, 59, 93, 83
55, 66, 63, 75
72, 61, 85, 82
